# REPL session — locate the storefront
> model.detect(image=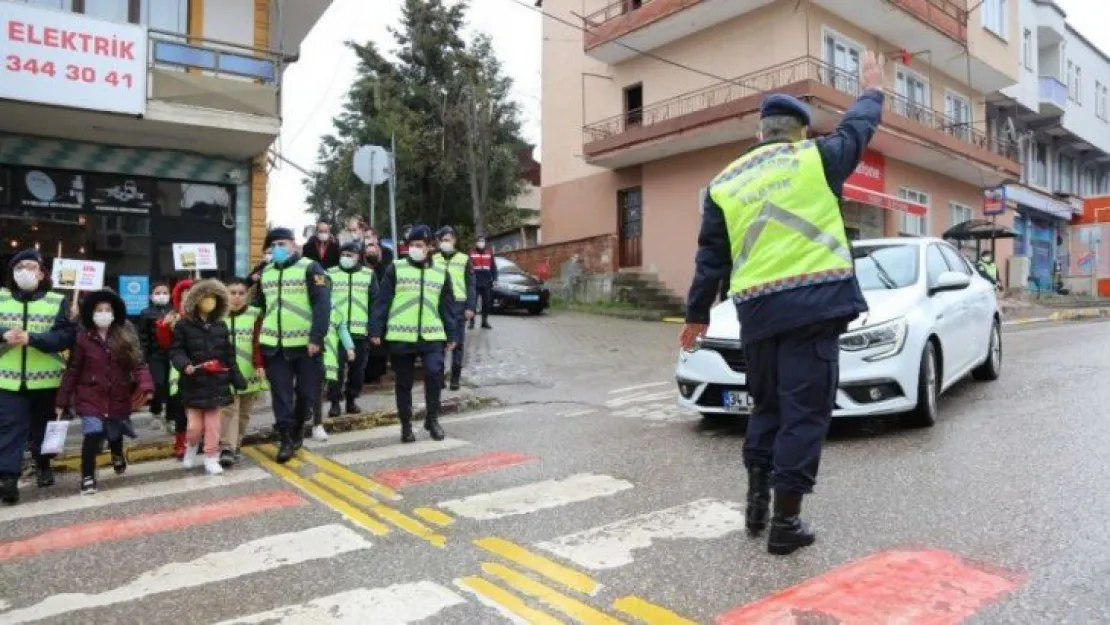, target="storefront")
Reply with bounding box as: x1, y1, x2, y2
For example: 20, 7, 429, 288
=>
1005, 184, 1075, 291
0, 134, 252, 302
839, 150, 927, 240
